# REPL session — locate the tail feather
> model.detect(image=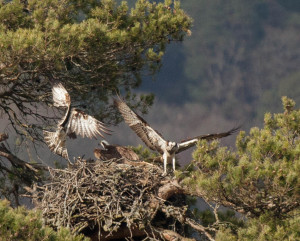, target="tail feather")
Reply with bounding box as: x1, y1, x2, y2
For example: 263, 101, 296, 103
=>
43, 130, 69, 160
